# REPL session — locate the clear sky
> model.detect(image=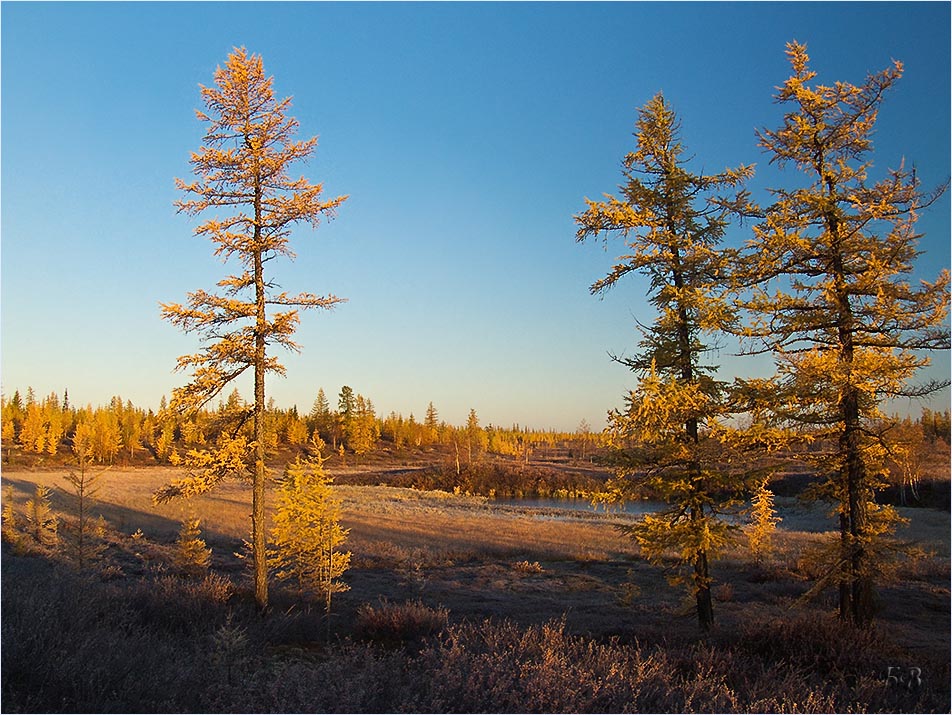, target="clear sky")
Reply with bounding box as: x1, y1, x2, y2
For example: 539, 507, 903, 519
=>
2, 1, 949, 431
